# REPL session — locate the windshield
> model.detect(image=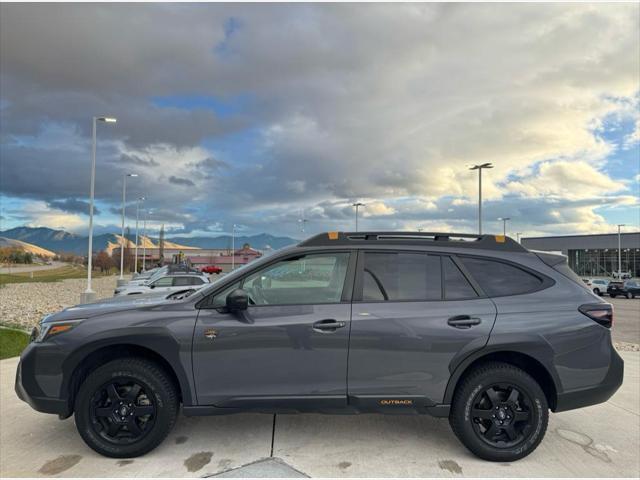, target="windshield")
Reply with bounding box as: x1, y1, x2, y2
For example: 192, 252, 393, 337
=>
146, 266, 169, 283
